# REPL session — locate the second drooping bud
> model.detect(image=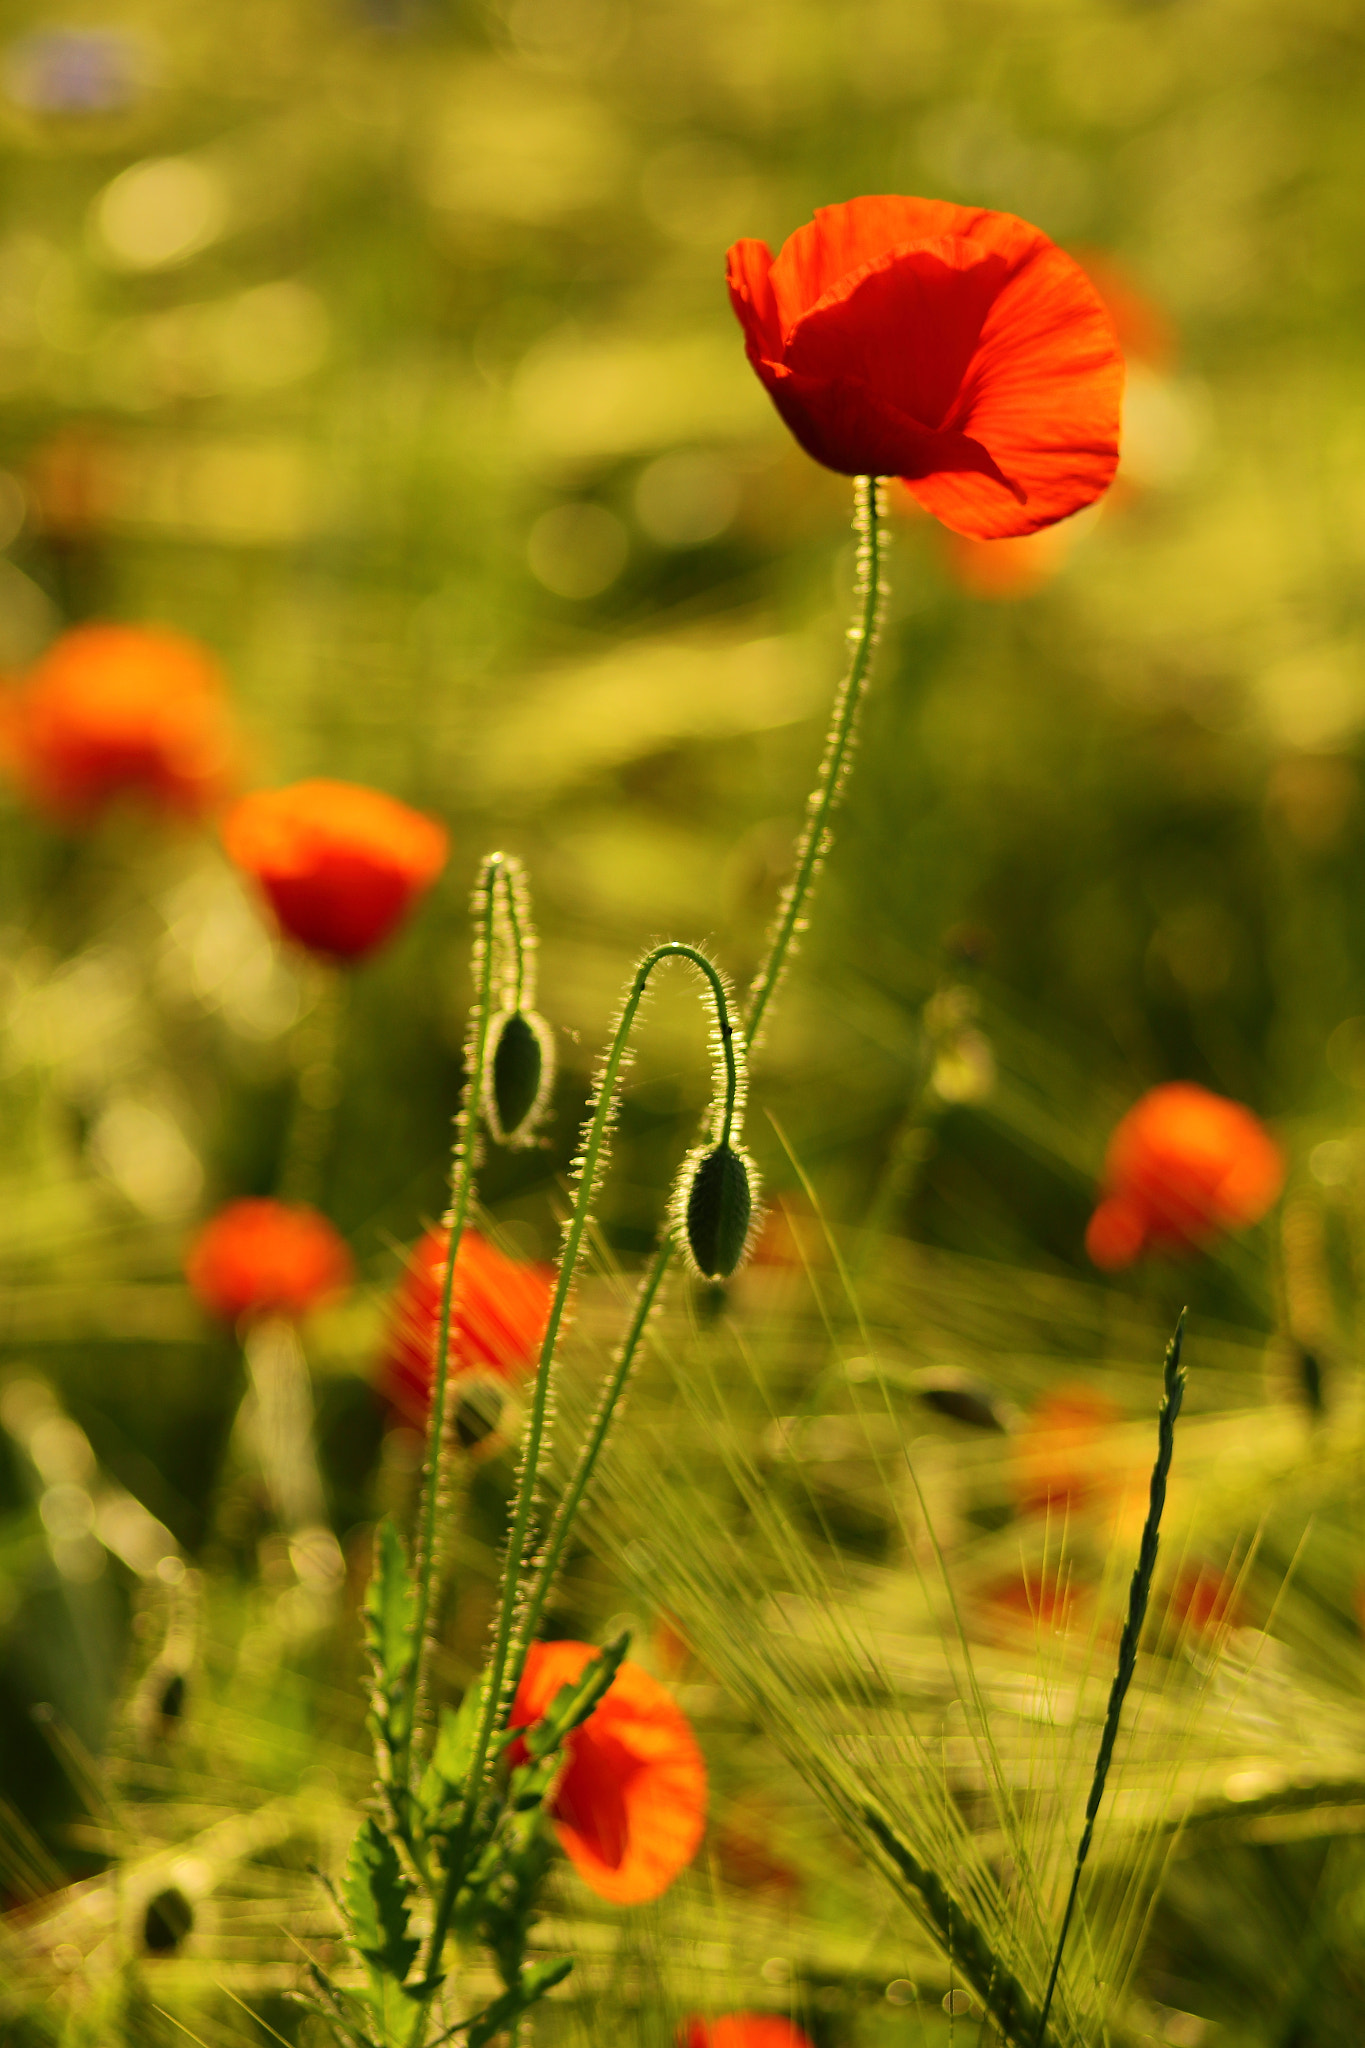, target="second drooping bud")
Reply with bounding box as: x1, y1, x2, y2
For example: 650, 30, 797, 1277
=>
675, 1139, 758, 1281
